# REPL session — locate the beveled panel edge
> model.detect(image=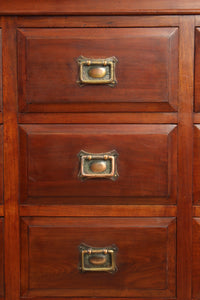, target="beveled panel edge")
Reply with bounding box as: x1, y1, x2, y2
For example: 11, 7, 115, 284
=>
17, 26, 179, 113
18, 113, 178, 124
20, 205, 177, 217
